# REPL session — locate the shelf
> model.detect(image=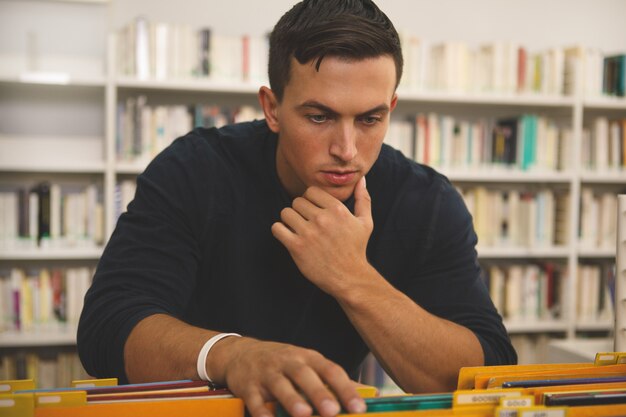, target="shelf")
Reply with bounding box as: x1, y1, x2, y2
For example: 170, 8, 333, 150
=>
445, 170, 573, 183
115, 161, 149, 175
0, 247, 103, 261
504, 320, 569, 334
576, 321, 614, 332
584, 96, 626, 110
0, 135, 105, 173
0, 161, 106, 174
578, 247, 616, 258
0, 73, 106, 88
0, 328, 77, 347
115, 77, 261, 94
50, 0, 109, 4
114, 79, 578, 108
477, 246, 569, 259
398, 90, 576, 107
580, 172, 626, 184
